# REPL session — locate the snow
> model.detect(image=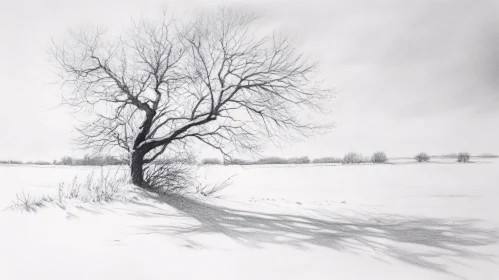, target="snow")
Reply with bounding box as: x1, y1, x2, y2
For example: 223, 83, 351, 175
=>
0, 160, 498, 280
